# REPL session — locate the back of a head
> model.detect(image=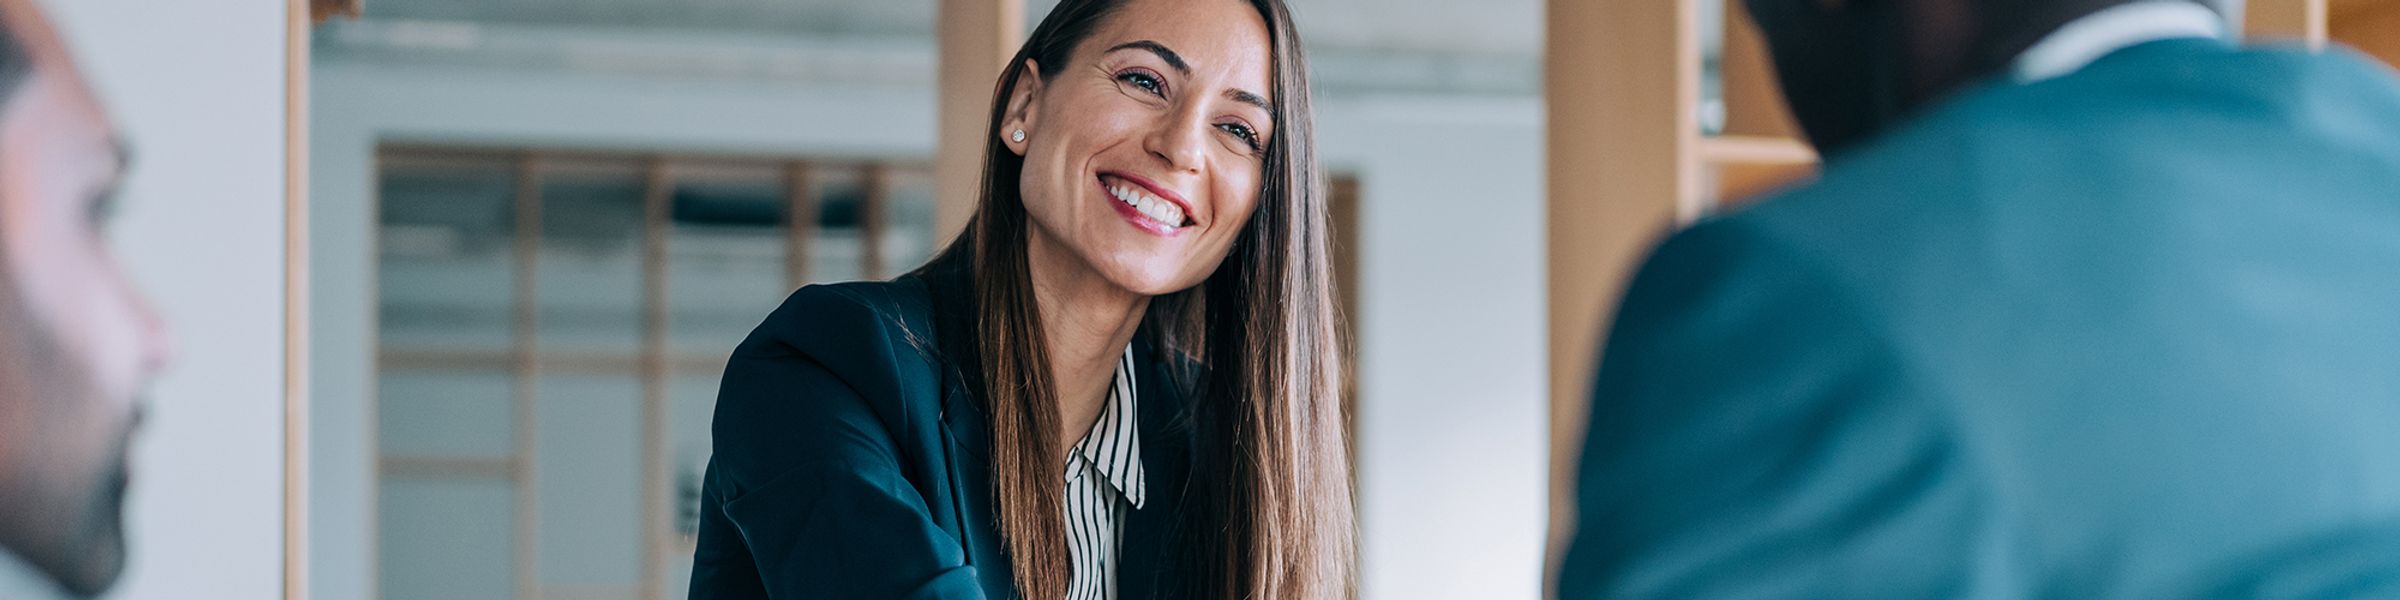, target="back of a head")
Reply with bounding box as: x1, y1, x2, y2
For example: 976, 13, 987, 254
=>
1747, 0, 2243, 156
